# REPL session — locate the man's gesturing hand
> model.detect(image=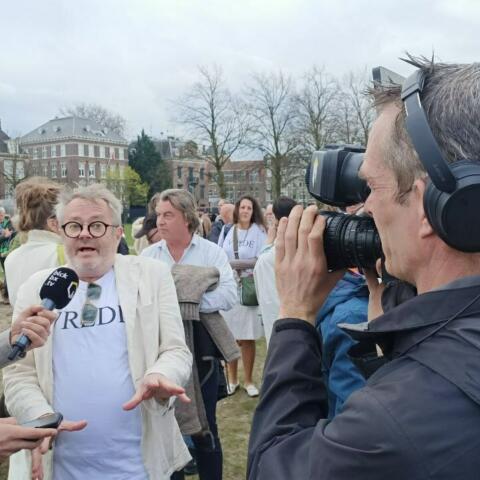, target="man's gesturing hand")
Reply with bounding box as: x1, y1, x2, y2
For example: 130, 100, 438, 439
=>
276, 205, 345, 325
10, 306, 57, 351
122, 373, 190, 411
